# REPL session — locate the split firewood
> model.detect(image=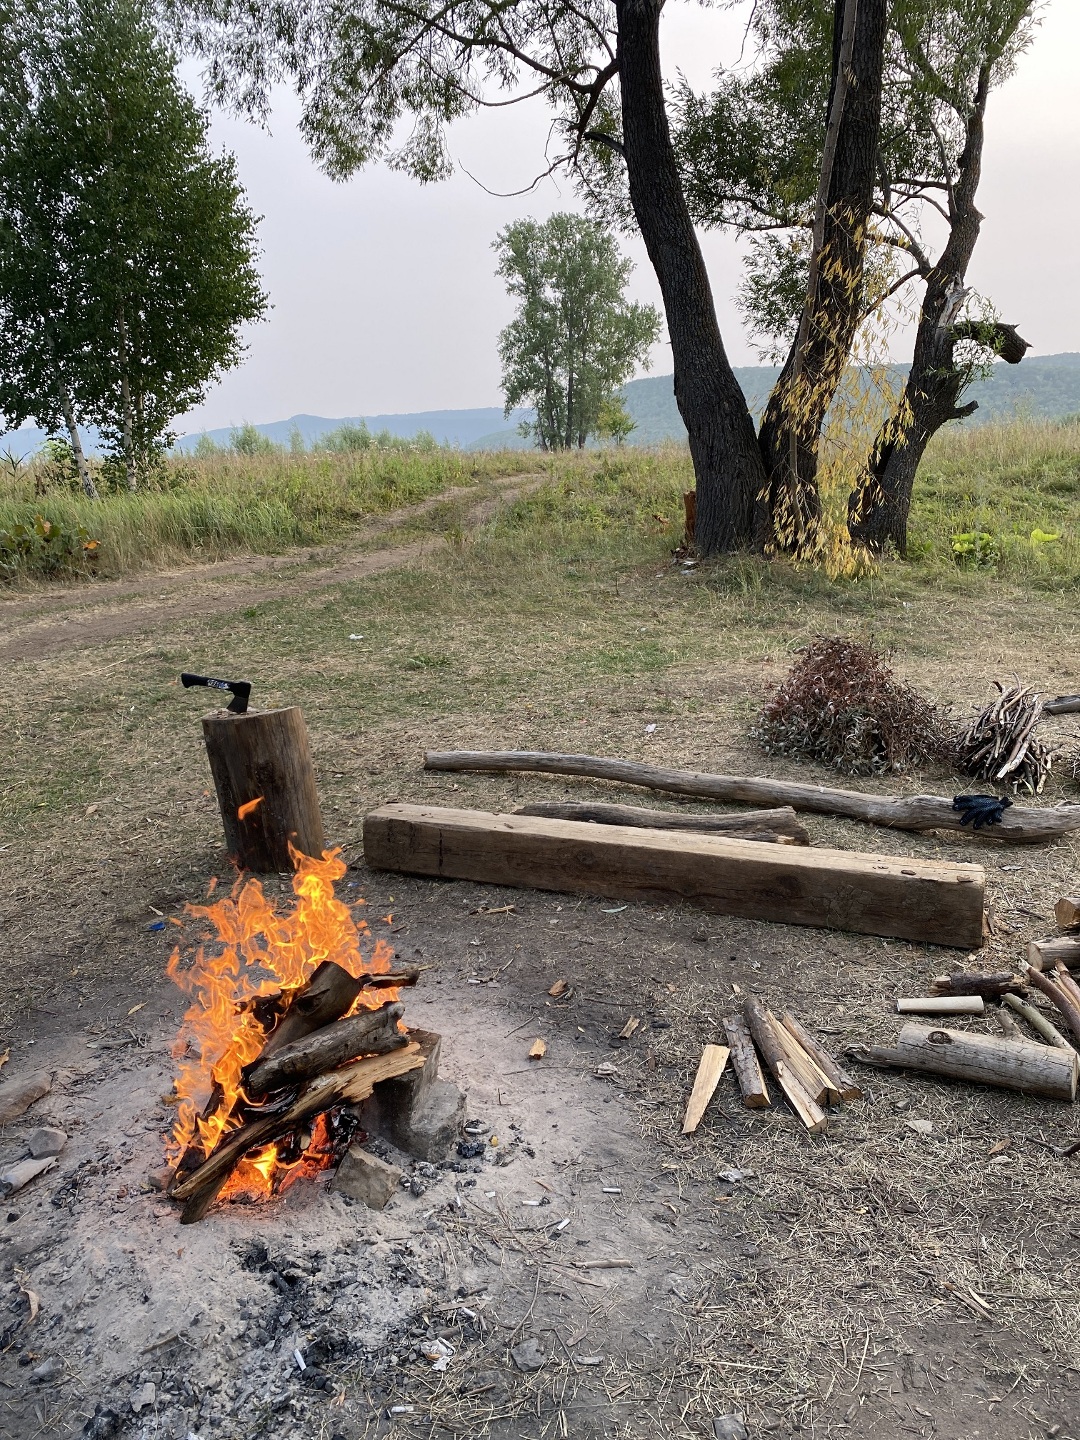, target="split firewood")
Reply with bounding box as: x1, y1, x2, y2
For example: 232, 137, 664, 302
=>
1002, 993, 1076, 1051
528, 1039, 547, 1060
1018, 967, 1080, 1047
768, 1015, 838, 1105
743, 997, 826, 1133
680, 1045, 730, 1134
514, 800, 810, 845
896, 996, 985, 1016
423, 749, 1080, 843
1054, 896, 1080, 930
847, 1023, 1078, 1102
244, 1003, 405, 1096
1027, 936, 1080, 971
930, 970, 1025, 1000
171, 1043, 426, 1223
1044, 695, 1080, 716
721, 1016, 770, 1108
777, 1013, 862, 1101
